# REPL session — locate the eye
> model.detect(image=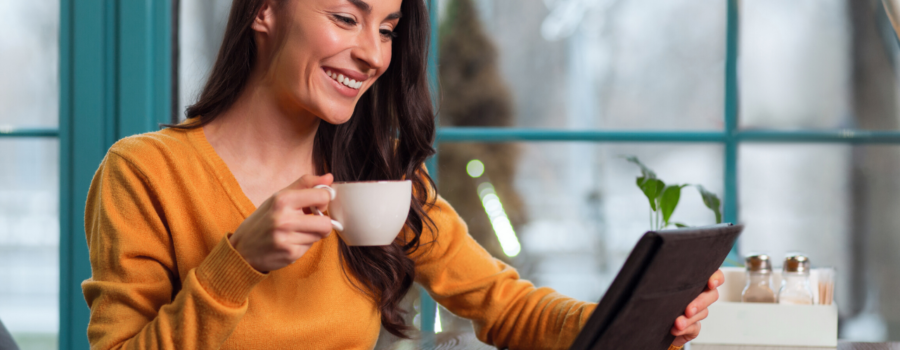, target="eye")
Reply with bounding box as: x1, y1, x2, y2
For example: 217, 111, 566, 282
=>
380, 29, 398, 40
333, 14, 357, 26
